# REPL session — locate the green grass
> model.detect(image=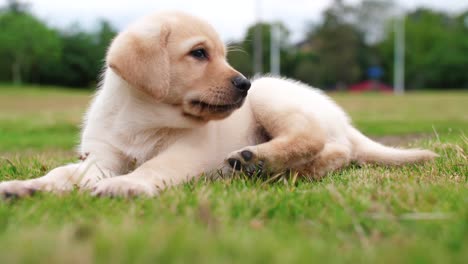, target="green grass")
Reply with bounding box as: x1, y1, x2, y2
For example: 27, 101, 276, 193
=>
0, 86, 467, 264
